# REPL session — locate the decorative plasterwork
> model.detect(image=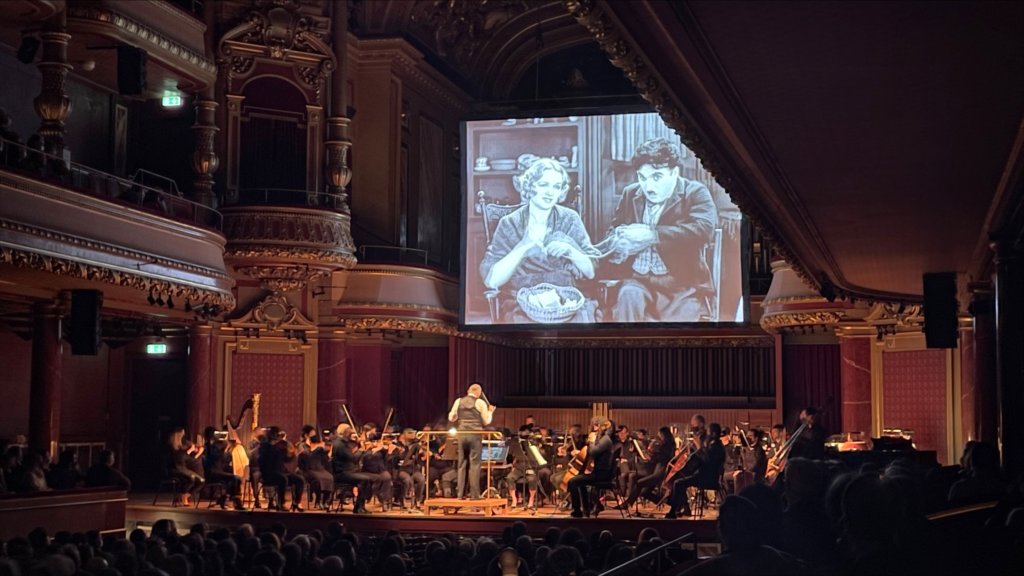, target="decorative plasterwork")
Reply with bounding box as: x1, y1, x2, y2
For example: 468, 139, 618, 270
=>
0, 243, 235, 312
66, 5, 217, 85
218, 0, 336, 104
562, 0, 818, 292
222, 206, 357, 292
228, 292, 315, 332
340, 315, 772, 349
407, 0, 530, 68
759, 311, 845, 334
